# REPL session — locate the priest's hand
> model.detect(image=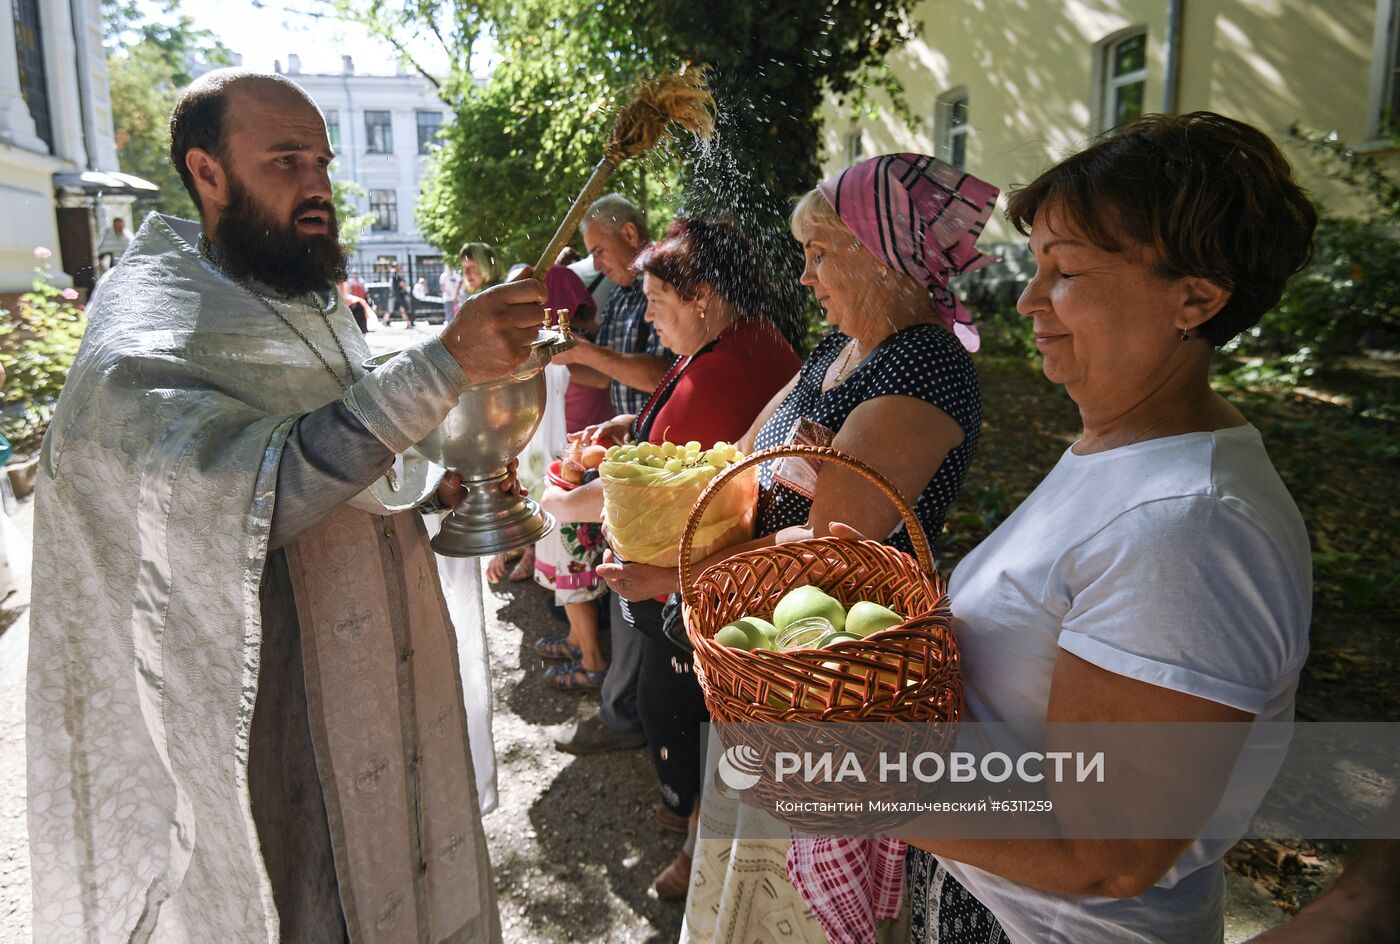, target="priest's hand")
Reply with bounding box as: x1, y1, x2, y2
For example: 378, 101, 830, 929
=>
435, 459, 527, 509
442, 279, 547, 382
